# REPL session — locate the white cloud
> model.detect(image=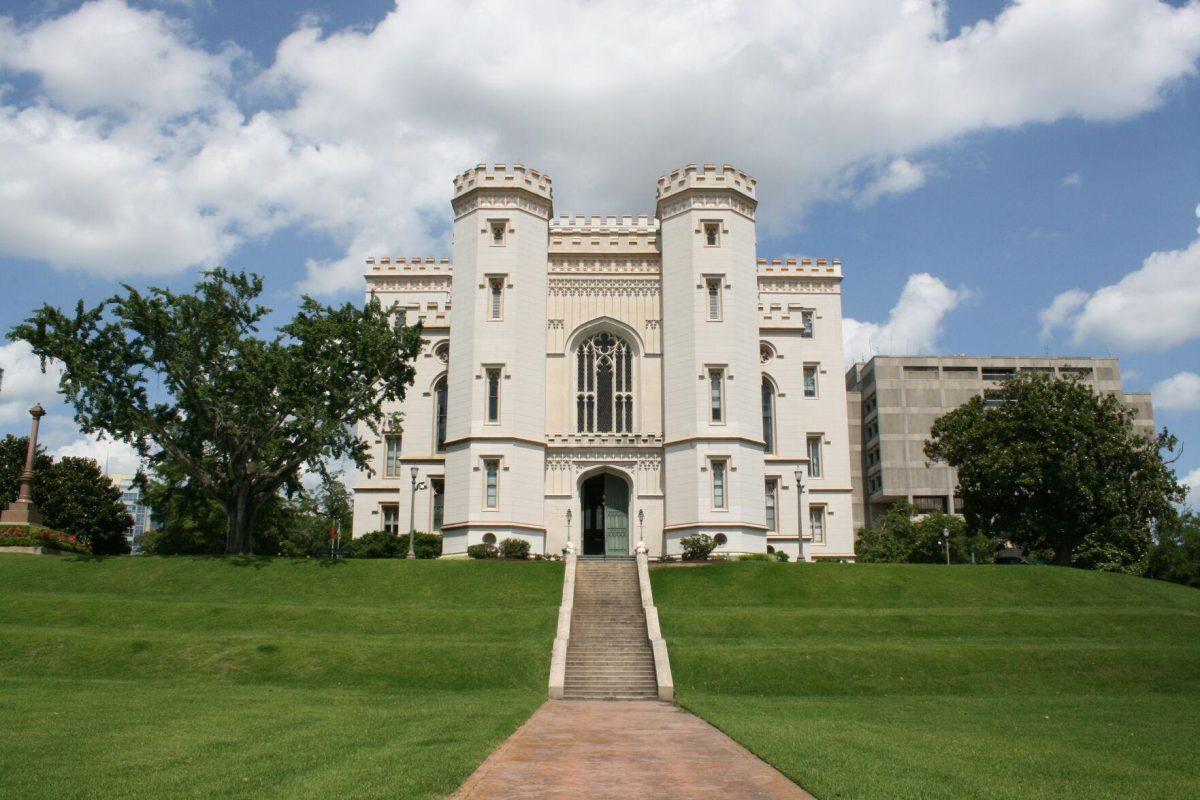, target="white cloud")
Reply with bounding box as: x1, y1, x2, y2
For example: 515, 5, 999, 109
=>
51, 433, 143, 476
843, 273, 971, 365
1062, 171, 1083, 186
1039, 208, 1200, 350
1182, 467, 1200, 507
0, 340, 63, 425
856, 159, 929, 207
1153, 372, 1200, 413
0, 0, 1197, 289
